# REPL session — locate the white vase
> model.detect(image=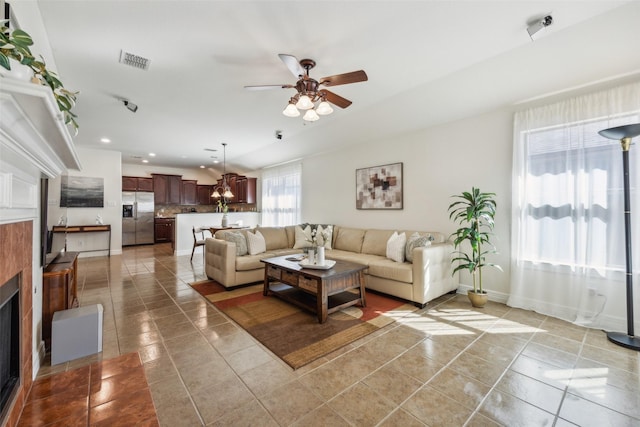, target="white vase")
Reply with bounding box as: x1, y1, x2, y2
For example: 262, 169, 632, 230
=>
221, 214, 228, 227
317, 246, 325, 265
